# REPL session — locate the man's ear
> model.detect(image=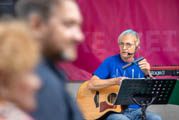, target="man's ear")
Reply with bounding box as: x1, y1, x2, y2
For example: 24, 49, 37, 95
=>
29, 14, 43, 30
29, 14, 47, 40
135, 43, 140, 53
135, 46, 138, 52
